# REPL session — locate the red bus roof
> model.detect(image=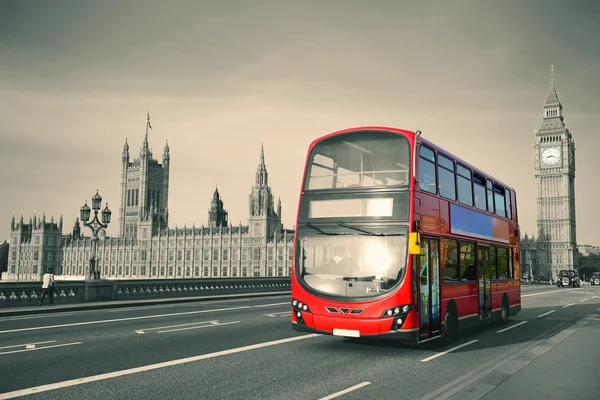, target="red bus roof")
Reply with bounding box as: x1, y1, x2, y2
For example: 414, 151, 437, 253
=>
308, 126, 515, 193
